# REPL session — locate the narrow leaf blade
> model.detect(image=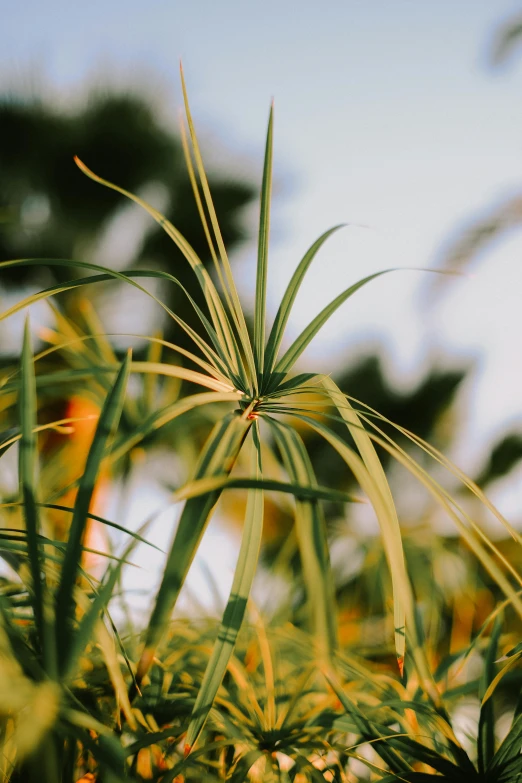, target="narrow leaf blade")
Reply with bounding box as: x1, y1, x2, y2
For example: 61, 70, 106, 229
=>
254, 104, 273, 377
185, 422, 264, 751
136, 412, 251, 684
263, 225, 344, 378
55, 352, 131, 668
